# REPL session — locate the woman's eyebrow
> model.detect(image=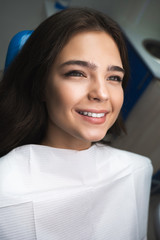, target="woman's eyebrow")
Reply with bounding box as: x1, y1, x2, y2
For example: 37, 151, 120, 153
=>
107, 65, 125, 74
59, 60, 125, 74
59, 60, 97, 70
